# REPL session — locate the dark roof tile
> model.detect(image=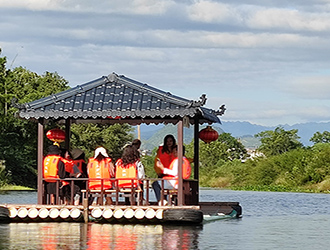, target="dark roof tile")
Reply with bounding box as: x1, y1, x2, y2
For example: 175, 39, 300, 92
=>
18, 73, 223, 124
